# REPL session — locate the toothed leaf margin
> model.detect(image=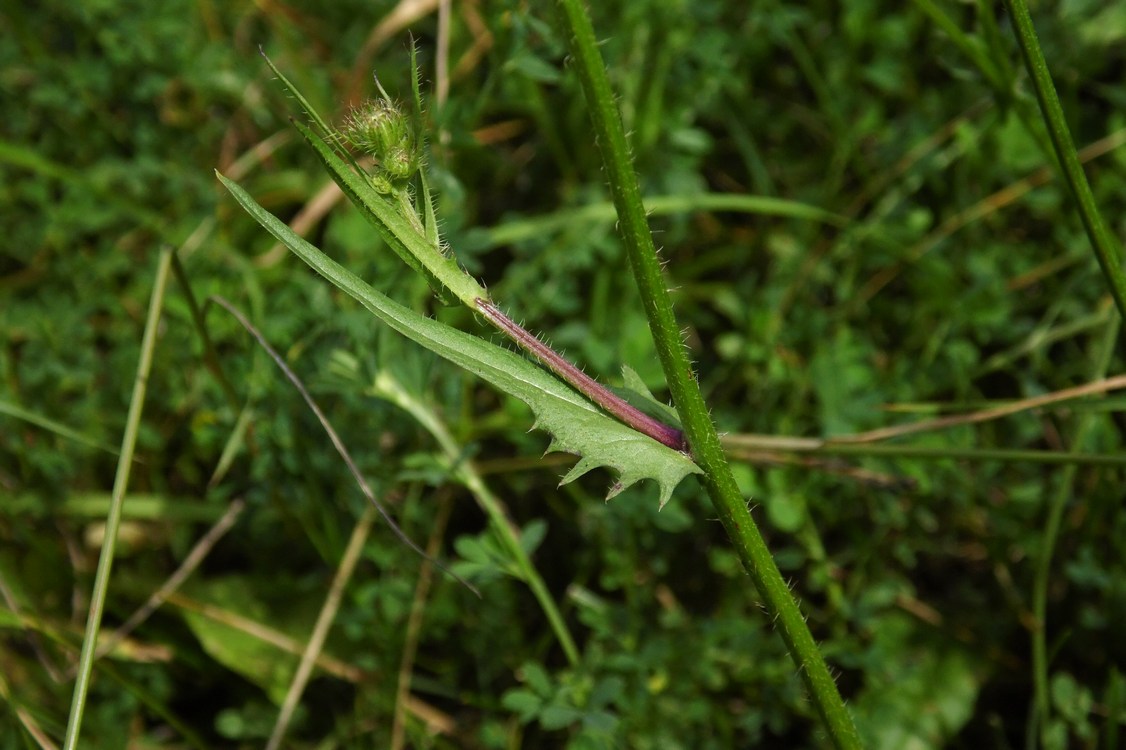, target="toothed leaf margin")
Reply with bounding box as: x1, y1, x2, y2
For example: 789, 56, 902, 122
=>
218, 173, 701, 506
